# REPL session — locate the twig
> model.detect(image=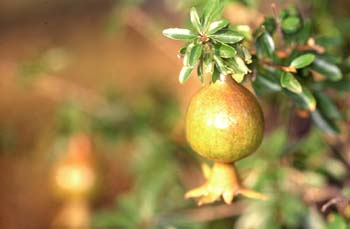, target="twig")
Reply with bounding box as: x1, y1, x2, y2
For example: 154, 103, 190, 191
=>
321, 197, 350, 212
276, 38, 325, 59
33, 74, 110, 112
260, 59, 297, 73
271, 3, 285, 49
